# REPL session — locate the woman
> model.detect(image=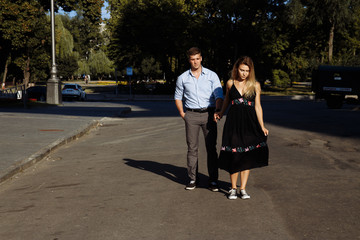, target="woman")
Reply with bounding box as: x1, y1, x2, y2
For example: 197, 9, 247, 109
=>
214, 56, 269, 200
